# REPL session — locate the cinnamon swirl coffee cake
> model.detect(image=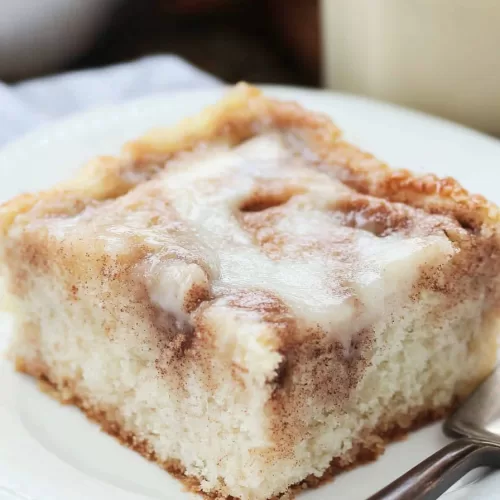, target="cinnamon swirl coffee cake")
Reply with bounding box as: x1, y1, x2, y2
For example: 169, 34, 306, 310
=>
1, 84, 499, 499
